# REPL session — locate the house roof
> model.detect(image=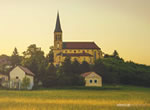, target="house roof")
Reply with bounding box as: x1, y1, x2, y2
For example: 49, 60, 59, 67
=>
81, 72, 99, 77
18, 66, 35, 76
57, 52, 93, 57
62, 42, 100, 49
